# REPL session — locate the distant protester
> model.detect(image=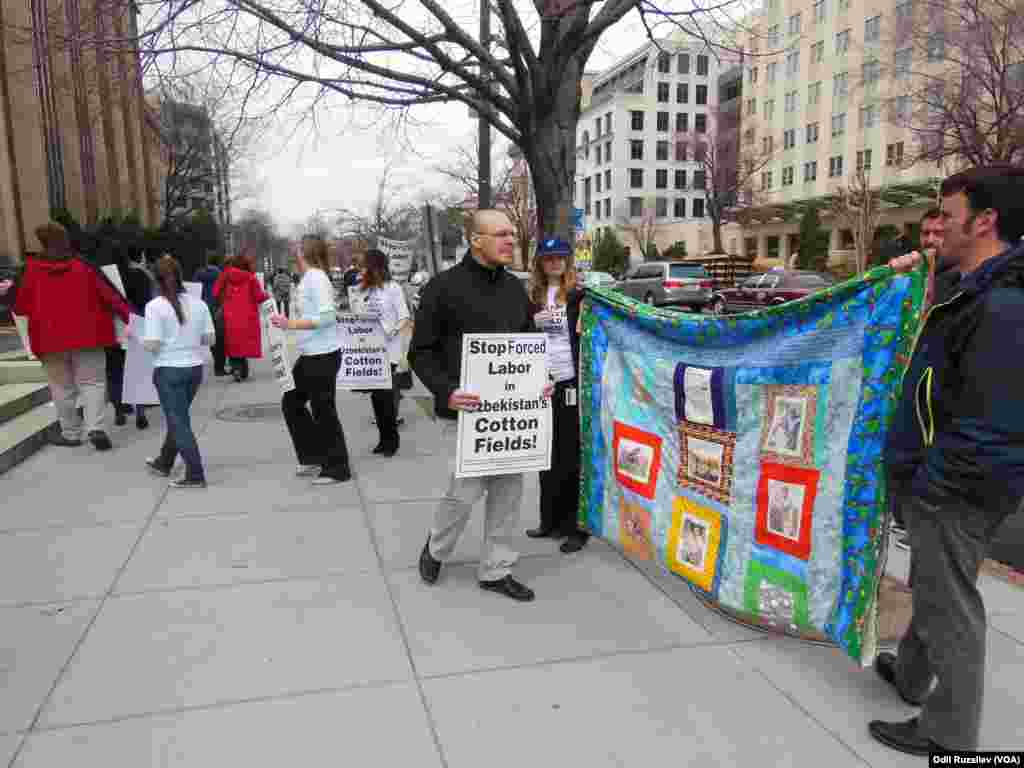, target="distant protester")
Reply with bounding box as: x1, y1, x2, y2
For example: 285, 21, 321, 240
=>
213, 250, 269, 382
